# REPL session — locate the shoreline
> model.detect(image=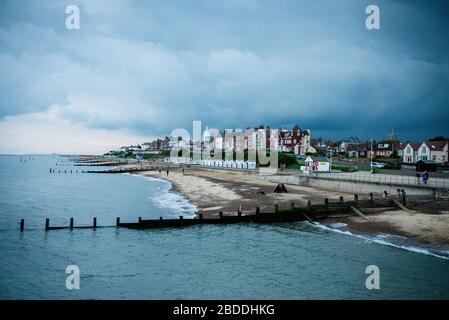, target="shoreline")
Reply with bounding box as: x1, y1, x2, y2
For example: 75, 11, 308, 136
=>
137, 166, 449, 255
